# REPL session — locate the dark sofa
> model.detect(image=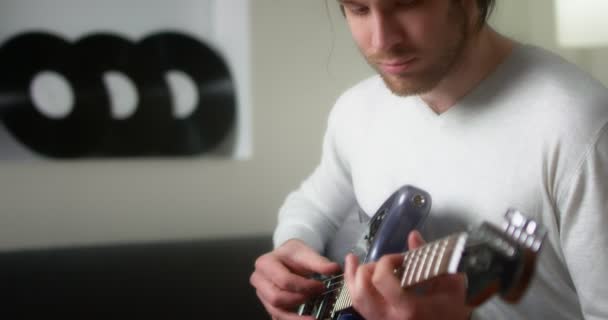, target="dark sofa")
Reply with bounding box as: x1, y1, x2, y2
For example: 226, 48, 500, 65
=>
0, 235, 272, 319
